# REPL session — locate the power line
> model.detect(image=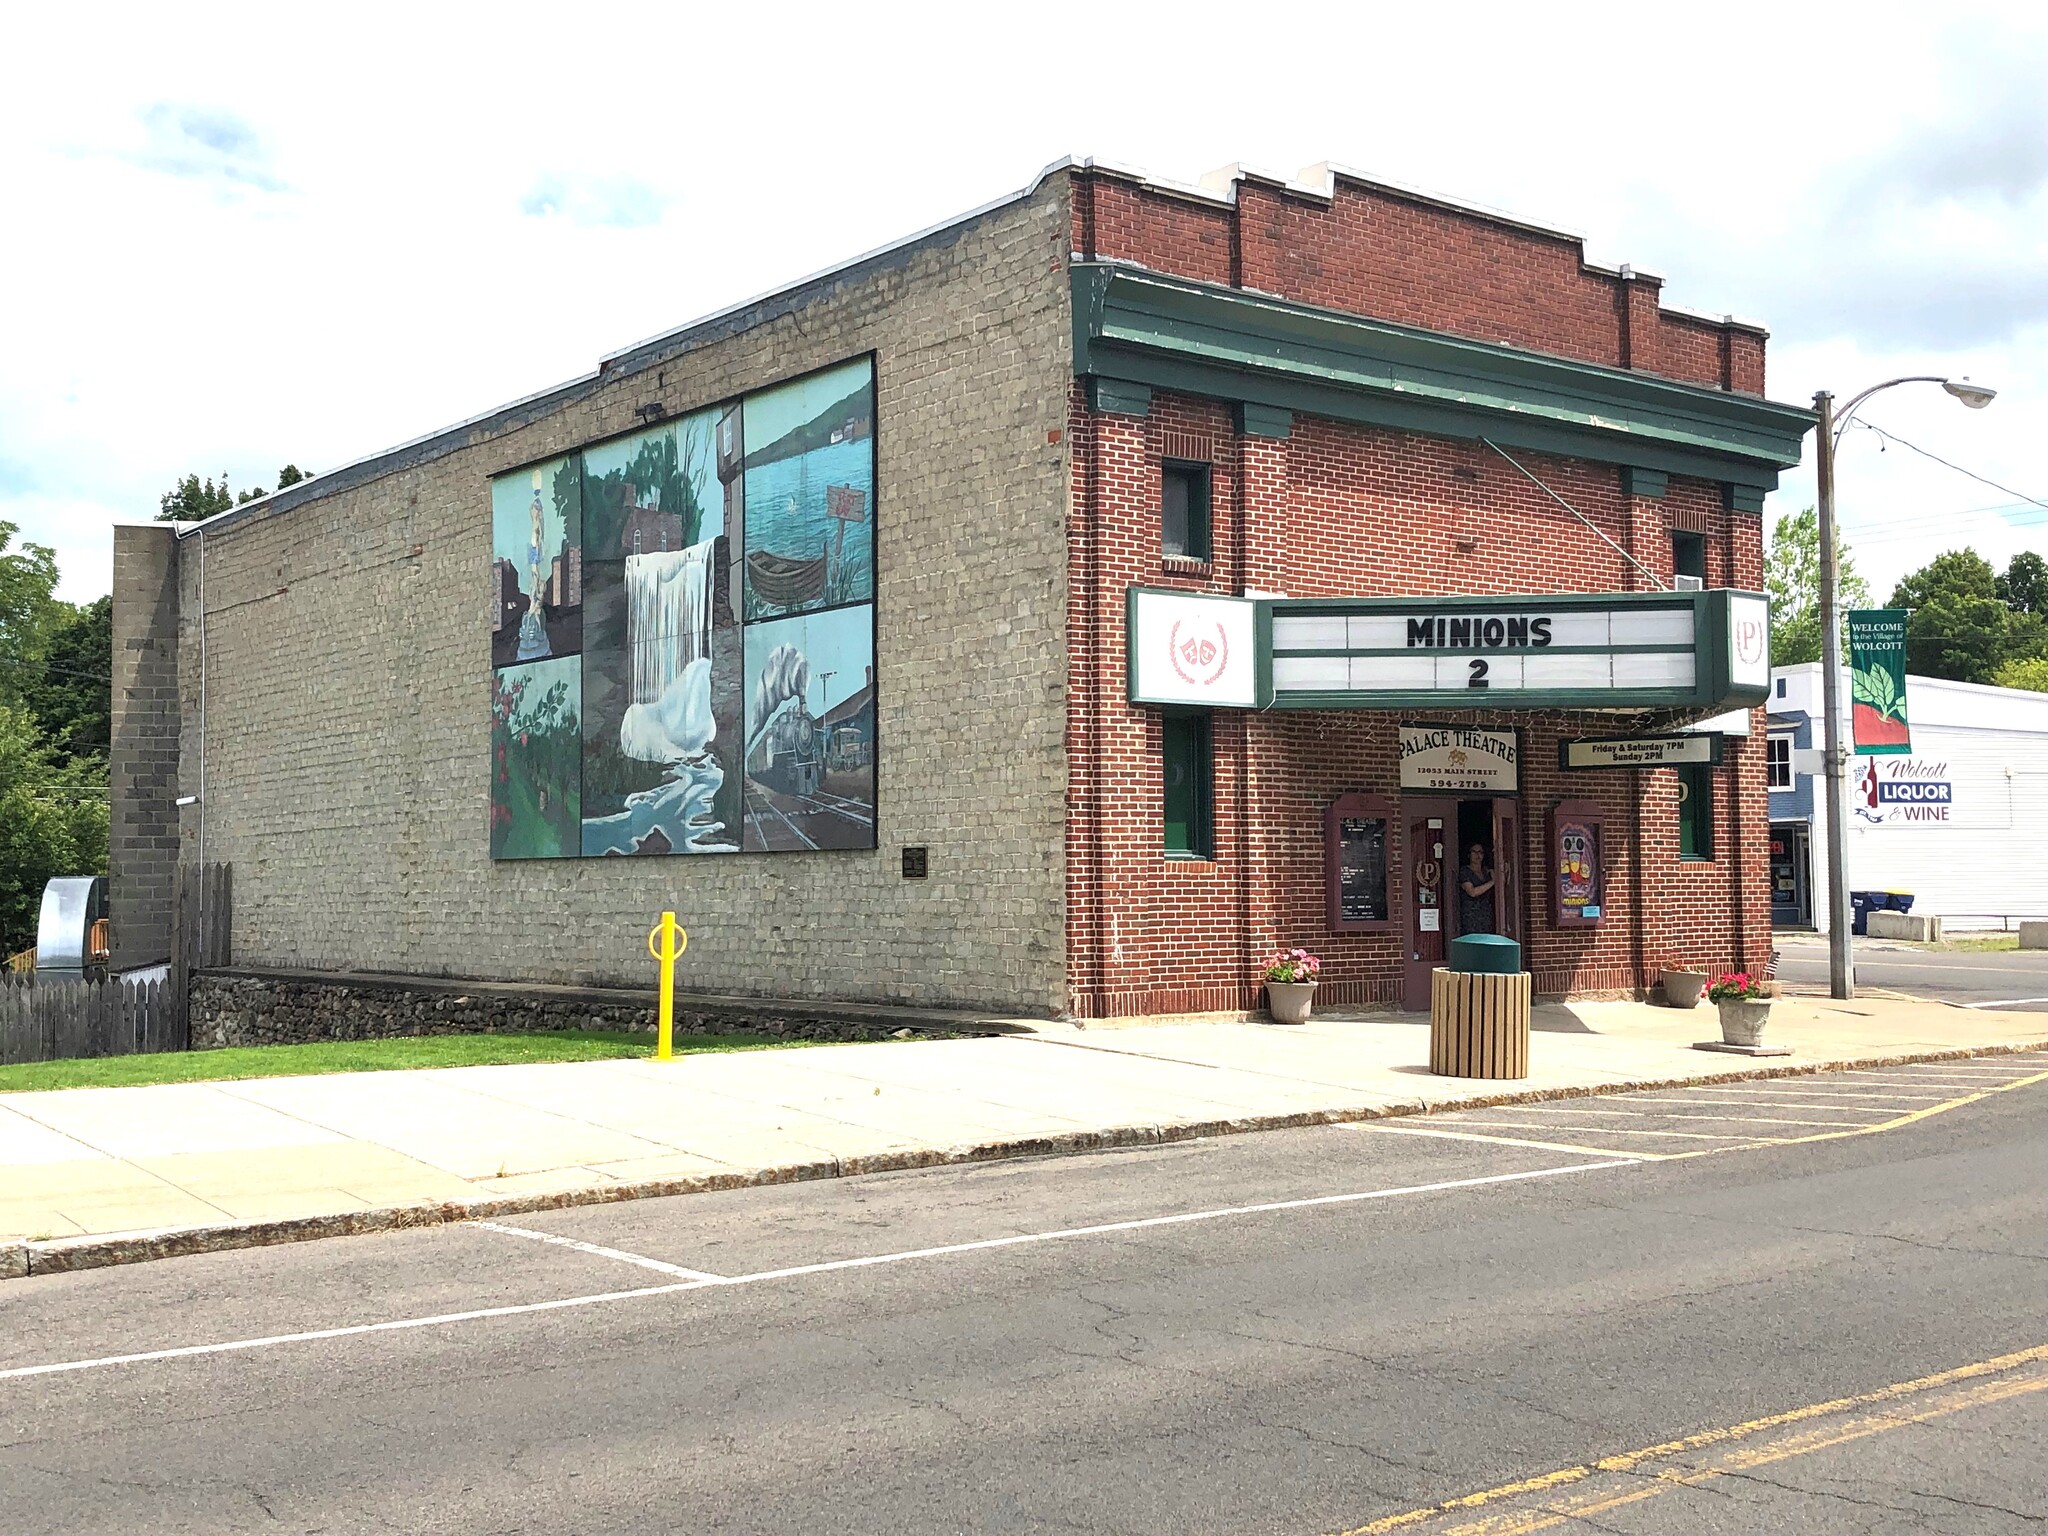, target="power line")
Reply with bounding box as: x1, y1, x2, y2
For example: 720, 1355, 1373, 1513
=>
0, 656, 113, 683
1844, 419, 2048, 513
